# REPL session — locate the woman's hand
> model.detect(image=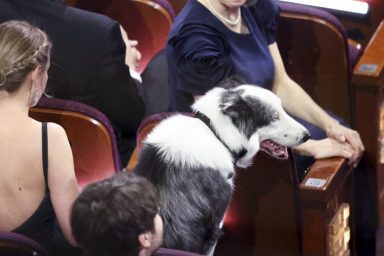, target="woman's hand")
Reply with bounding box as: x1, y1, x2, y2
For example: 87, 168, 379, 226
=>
326, 123, 365, 167
293, 138, 354, 160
